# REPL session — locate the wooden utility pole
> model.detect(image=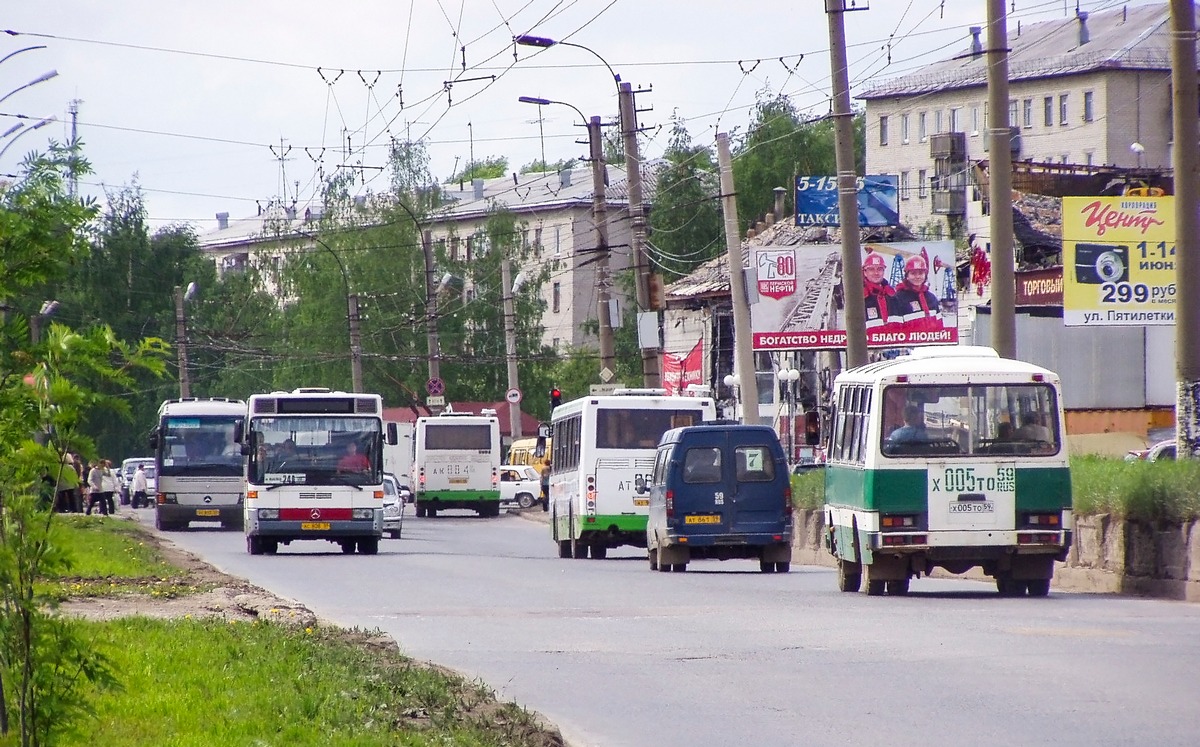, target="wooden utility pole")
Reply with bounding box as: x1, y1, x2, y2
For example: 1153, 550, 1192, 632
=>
717, 132, 760, 424
825, 0, 868, 369
1170, 0, 1200, 455
589, 115, 616, 375
986, 0, 1017, 358
422, 228, 442, 394
620, 81, 661, 387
